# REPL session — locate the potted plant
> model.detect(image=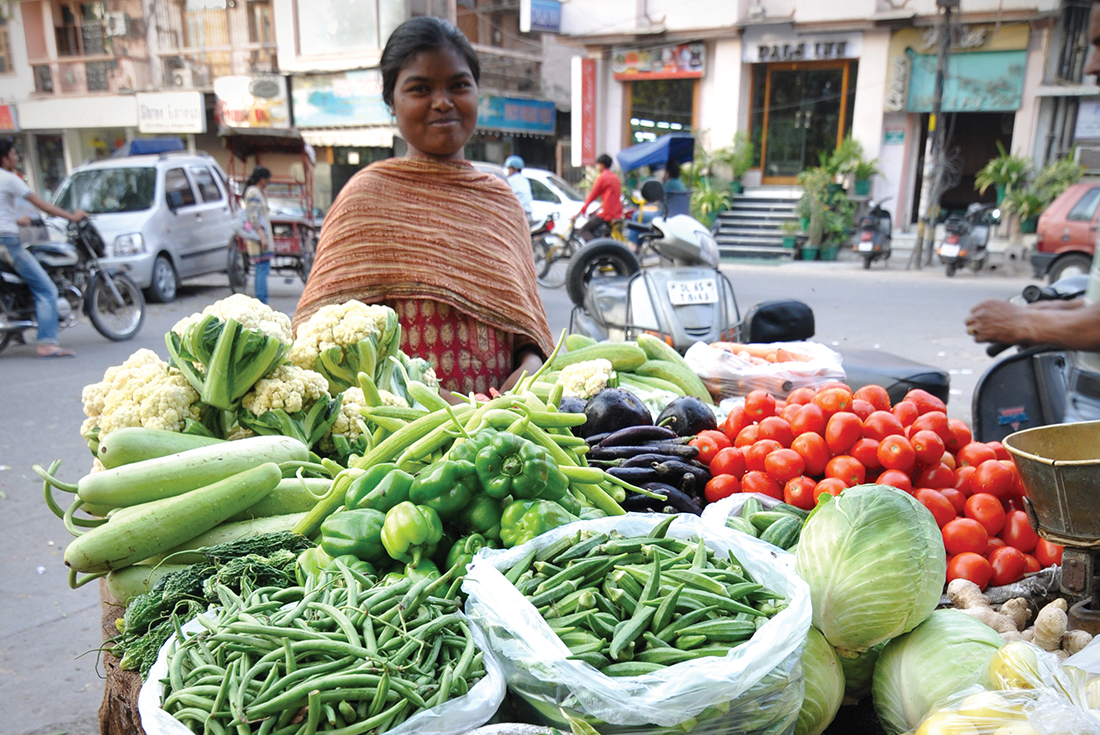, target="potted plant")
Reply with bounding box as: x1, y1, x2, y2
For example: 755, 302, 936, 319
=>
715, 131, 755, 195
974, 142, 1032, 205
780, 219, 800, 249
691, 177, 731, 226
994, 155, 1084, 233
852, 158, 881, 197
796, 166, 833, 248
